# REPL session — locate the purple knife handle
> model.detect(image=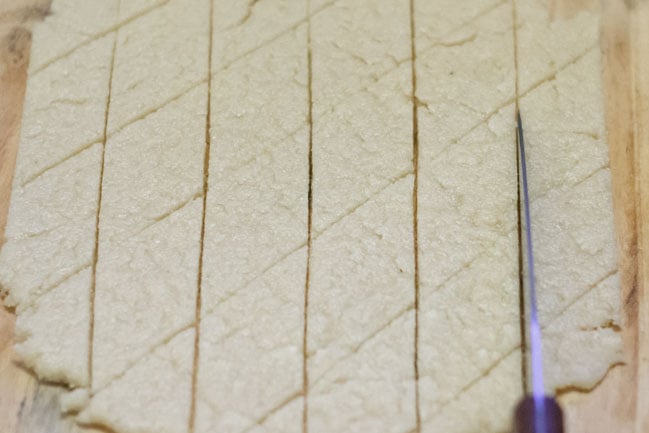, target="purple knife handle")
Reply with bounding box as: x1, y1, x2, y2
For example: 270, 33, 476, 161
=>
514, 396, 564, 433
